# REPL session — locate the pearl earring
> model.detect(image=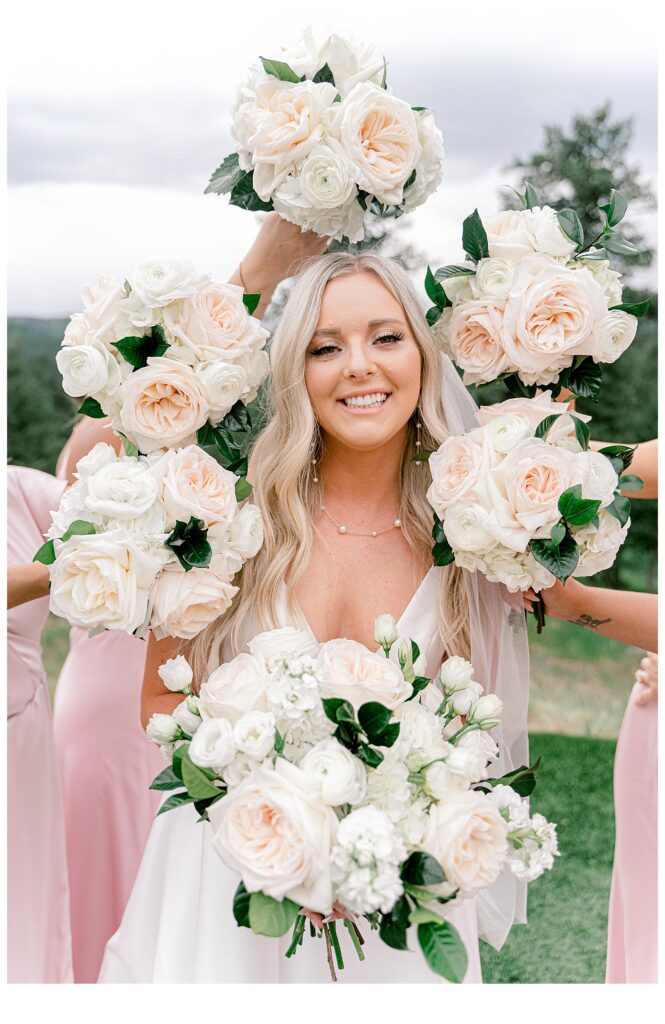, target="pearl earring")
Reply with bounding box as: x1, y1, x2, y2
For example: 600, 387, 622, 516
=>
312, 457, 319, 484
416, 418, 423, 462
